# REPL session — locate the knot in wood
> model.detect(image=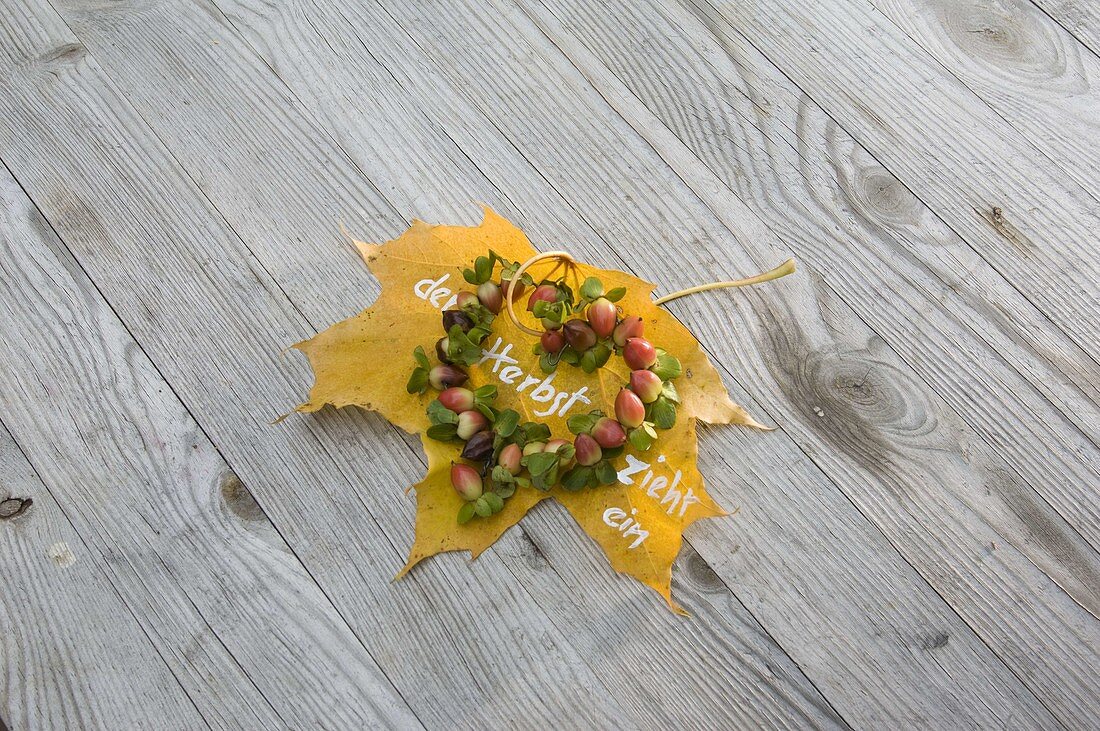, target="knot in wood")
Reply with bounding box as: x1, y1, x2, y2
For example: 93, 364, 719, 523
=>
0, 496, 33, 520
